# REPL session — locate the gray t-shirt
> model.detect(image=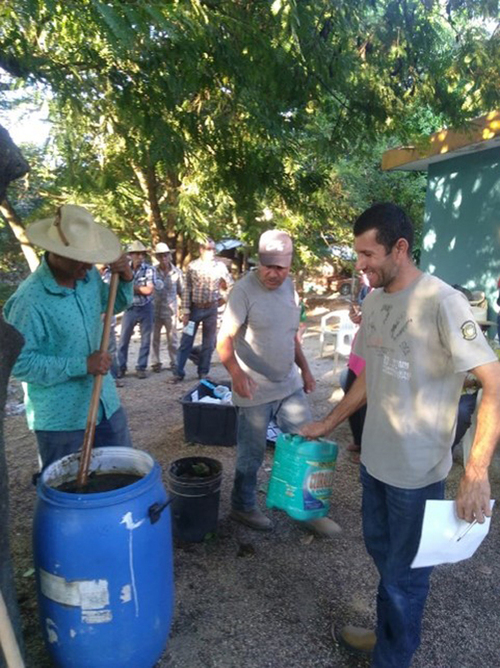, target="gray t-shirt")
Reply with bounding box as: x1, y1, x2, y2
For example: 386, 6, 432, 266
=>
355, 273, 496, 488
220, 270, 302, 407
